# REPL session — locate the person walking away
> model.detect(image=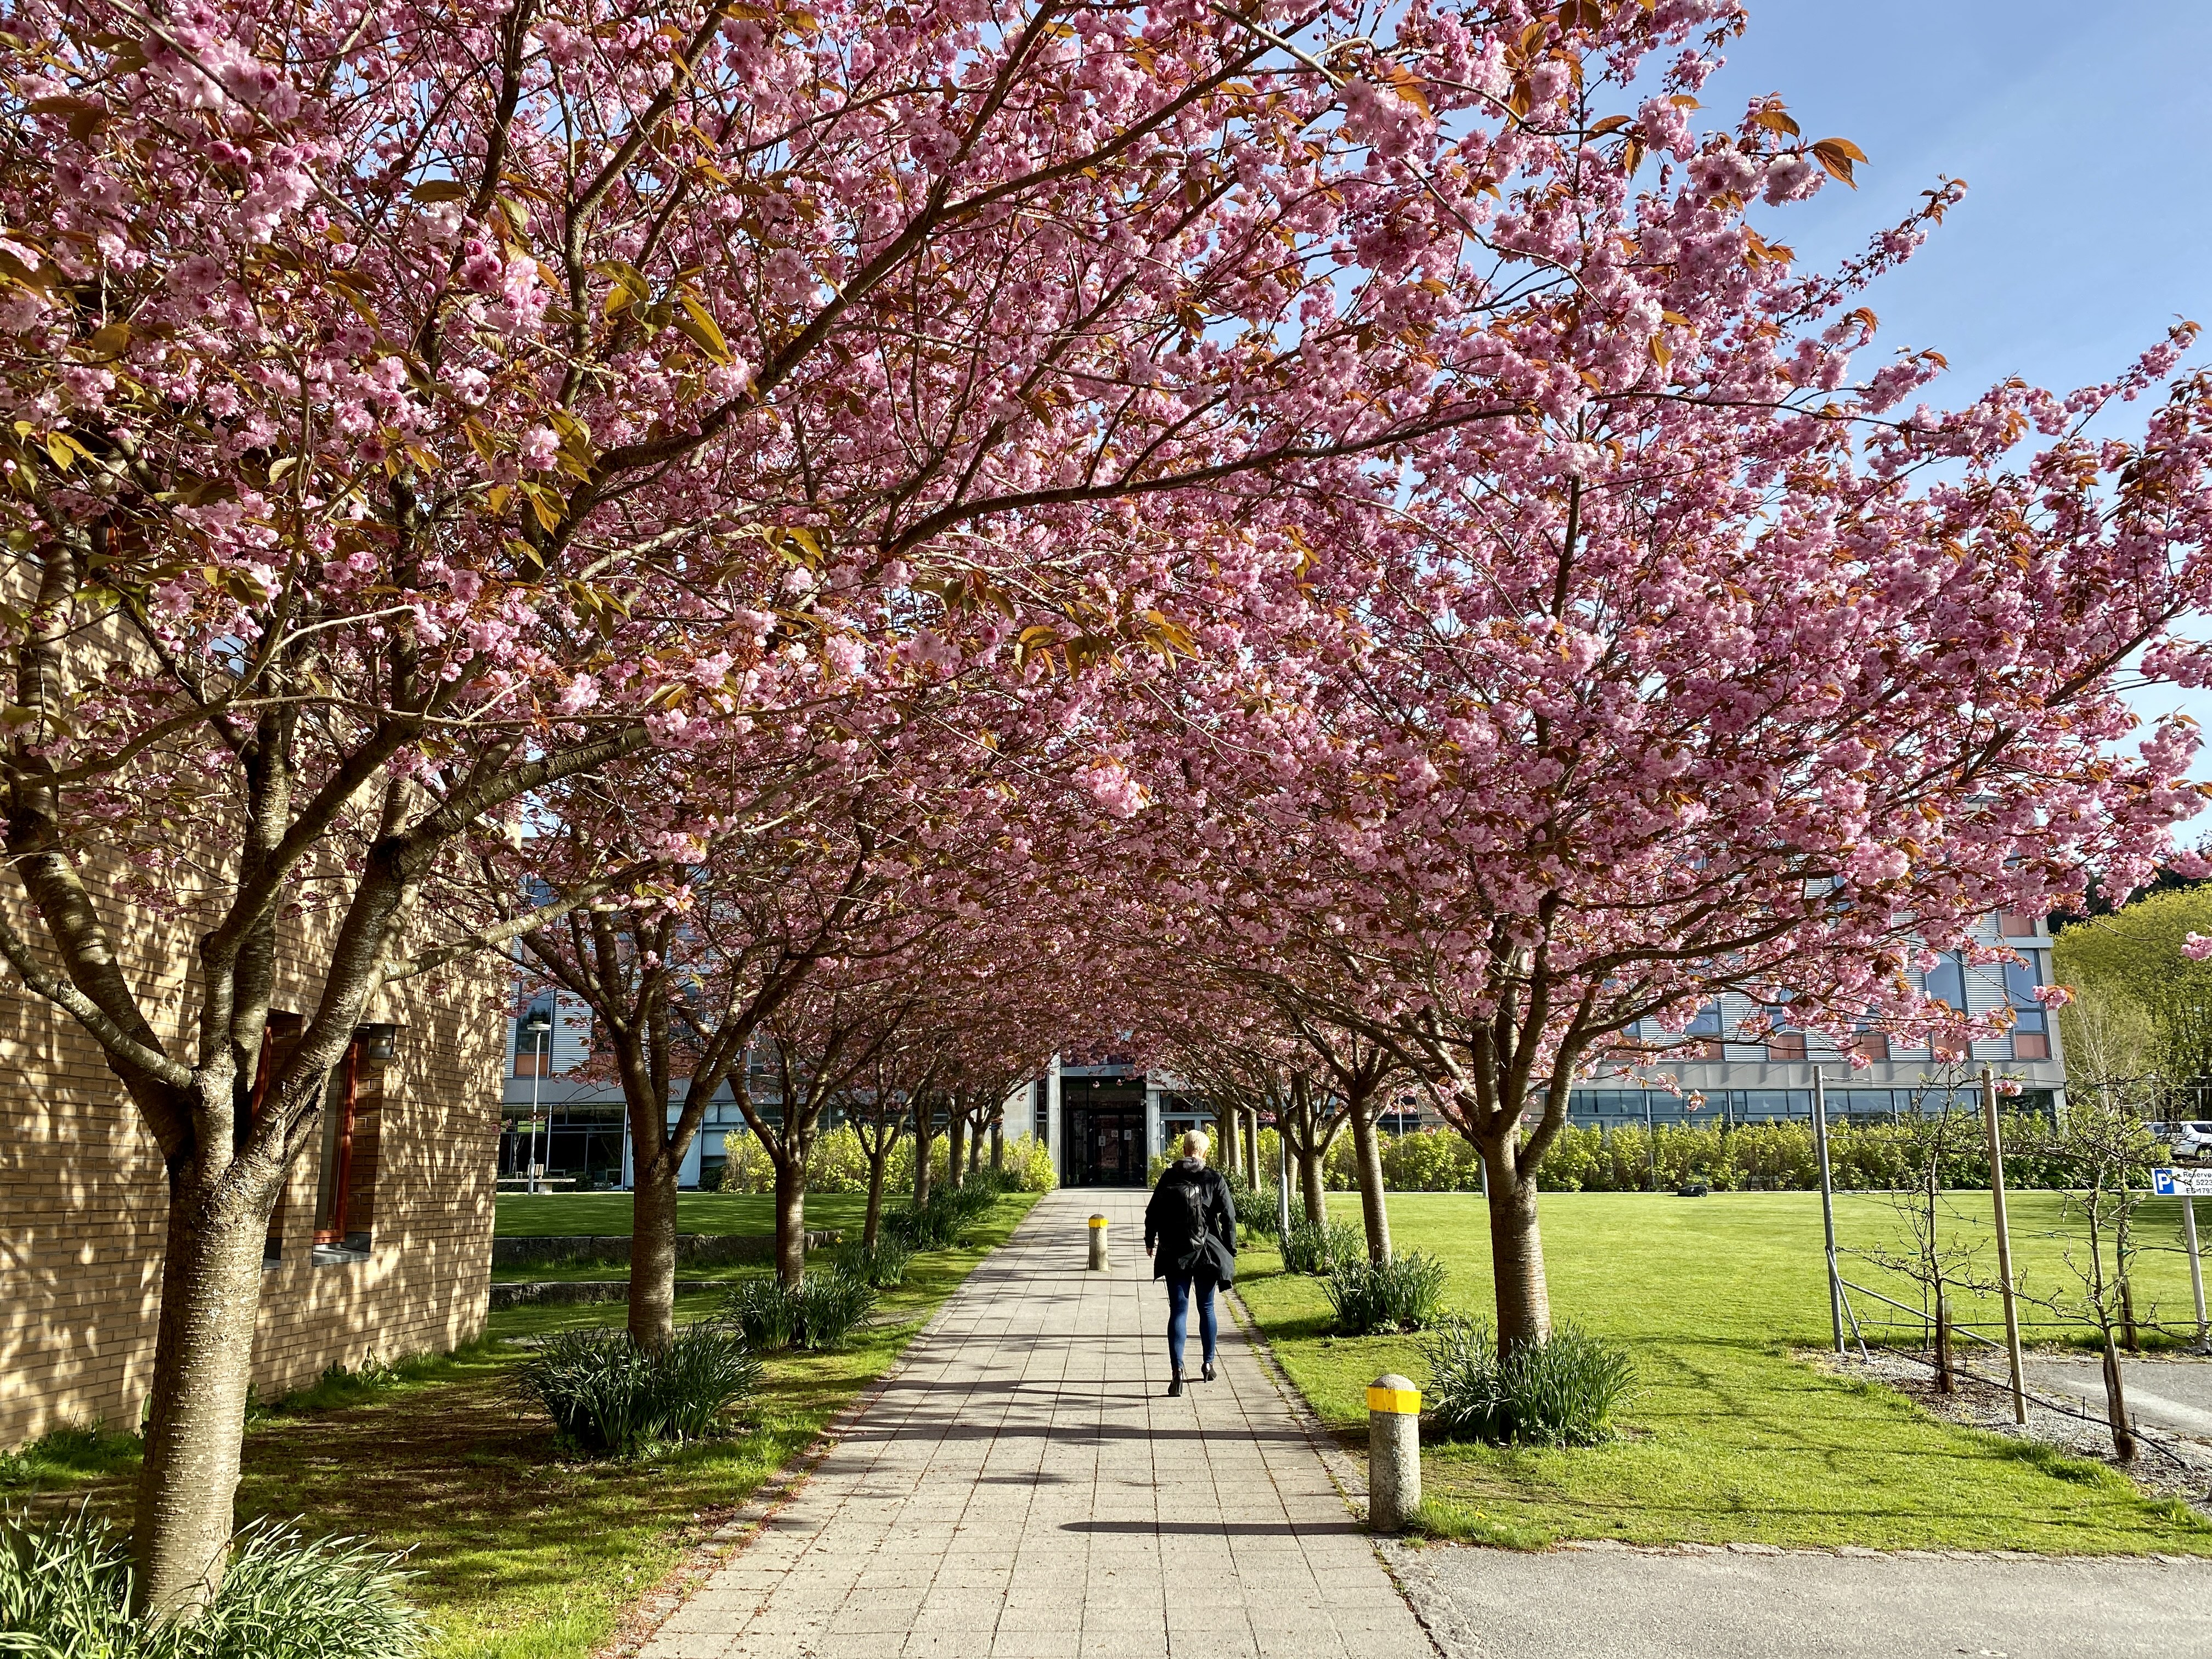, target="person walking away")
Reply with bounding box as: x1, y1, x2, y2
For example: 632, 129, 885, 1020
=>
1144, 1129, 1238, 1396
